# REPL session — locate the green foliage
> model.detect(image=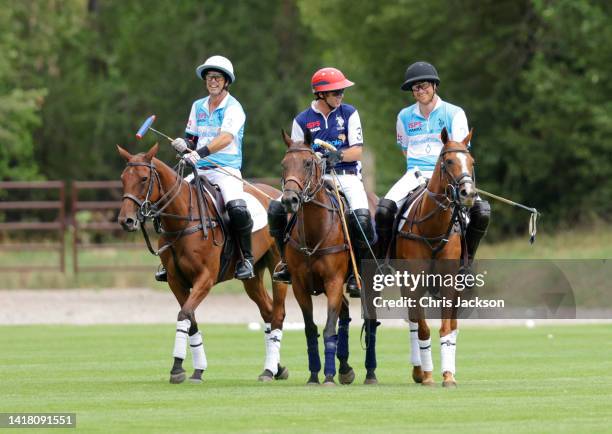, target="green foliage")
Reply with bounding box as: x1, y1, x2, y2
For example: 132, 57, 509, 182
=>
298, 0, 612, 237
2, 0, 612, 236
